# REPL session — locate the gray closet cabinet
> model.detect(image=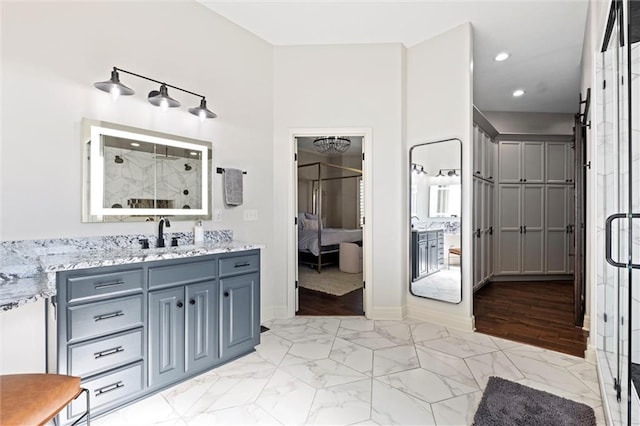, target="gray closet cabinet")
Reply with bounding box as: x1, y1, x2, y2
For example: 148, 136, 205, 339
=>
52, 250, 260, 425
